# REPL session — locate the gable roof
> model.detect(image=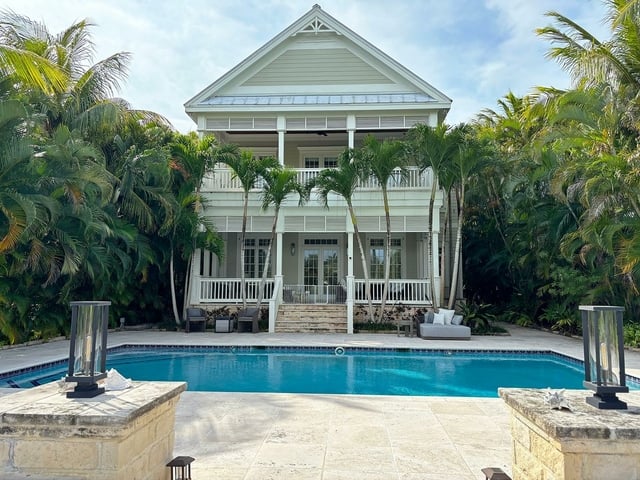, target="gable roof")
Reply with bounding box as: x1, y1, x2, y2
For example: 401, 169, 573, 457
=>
185, 4, 451, 117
